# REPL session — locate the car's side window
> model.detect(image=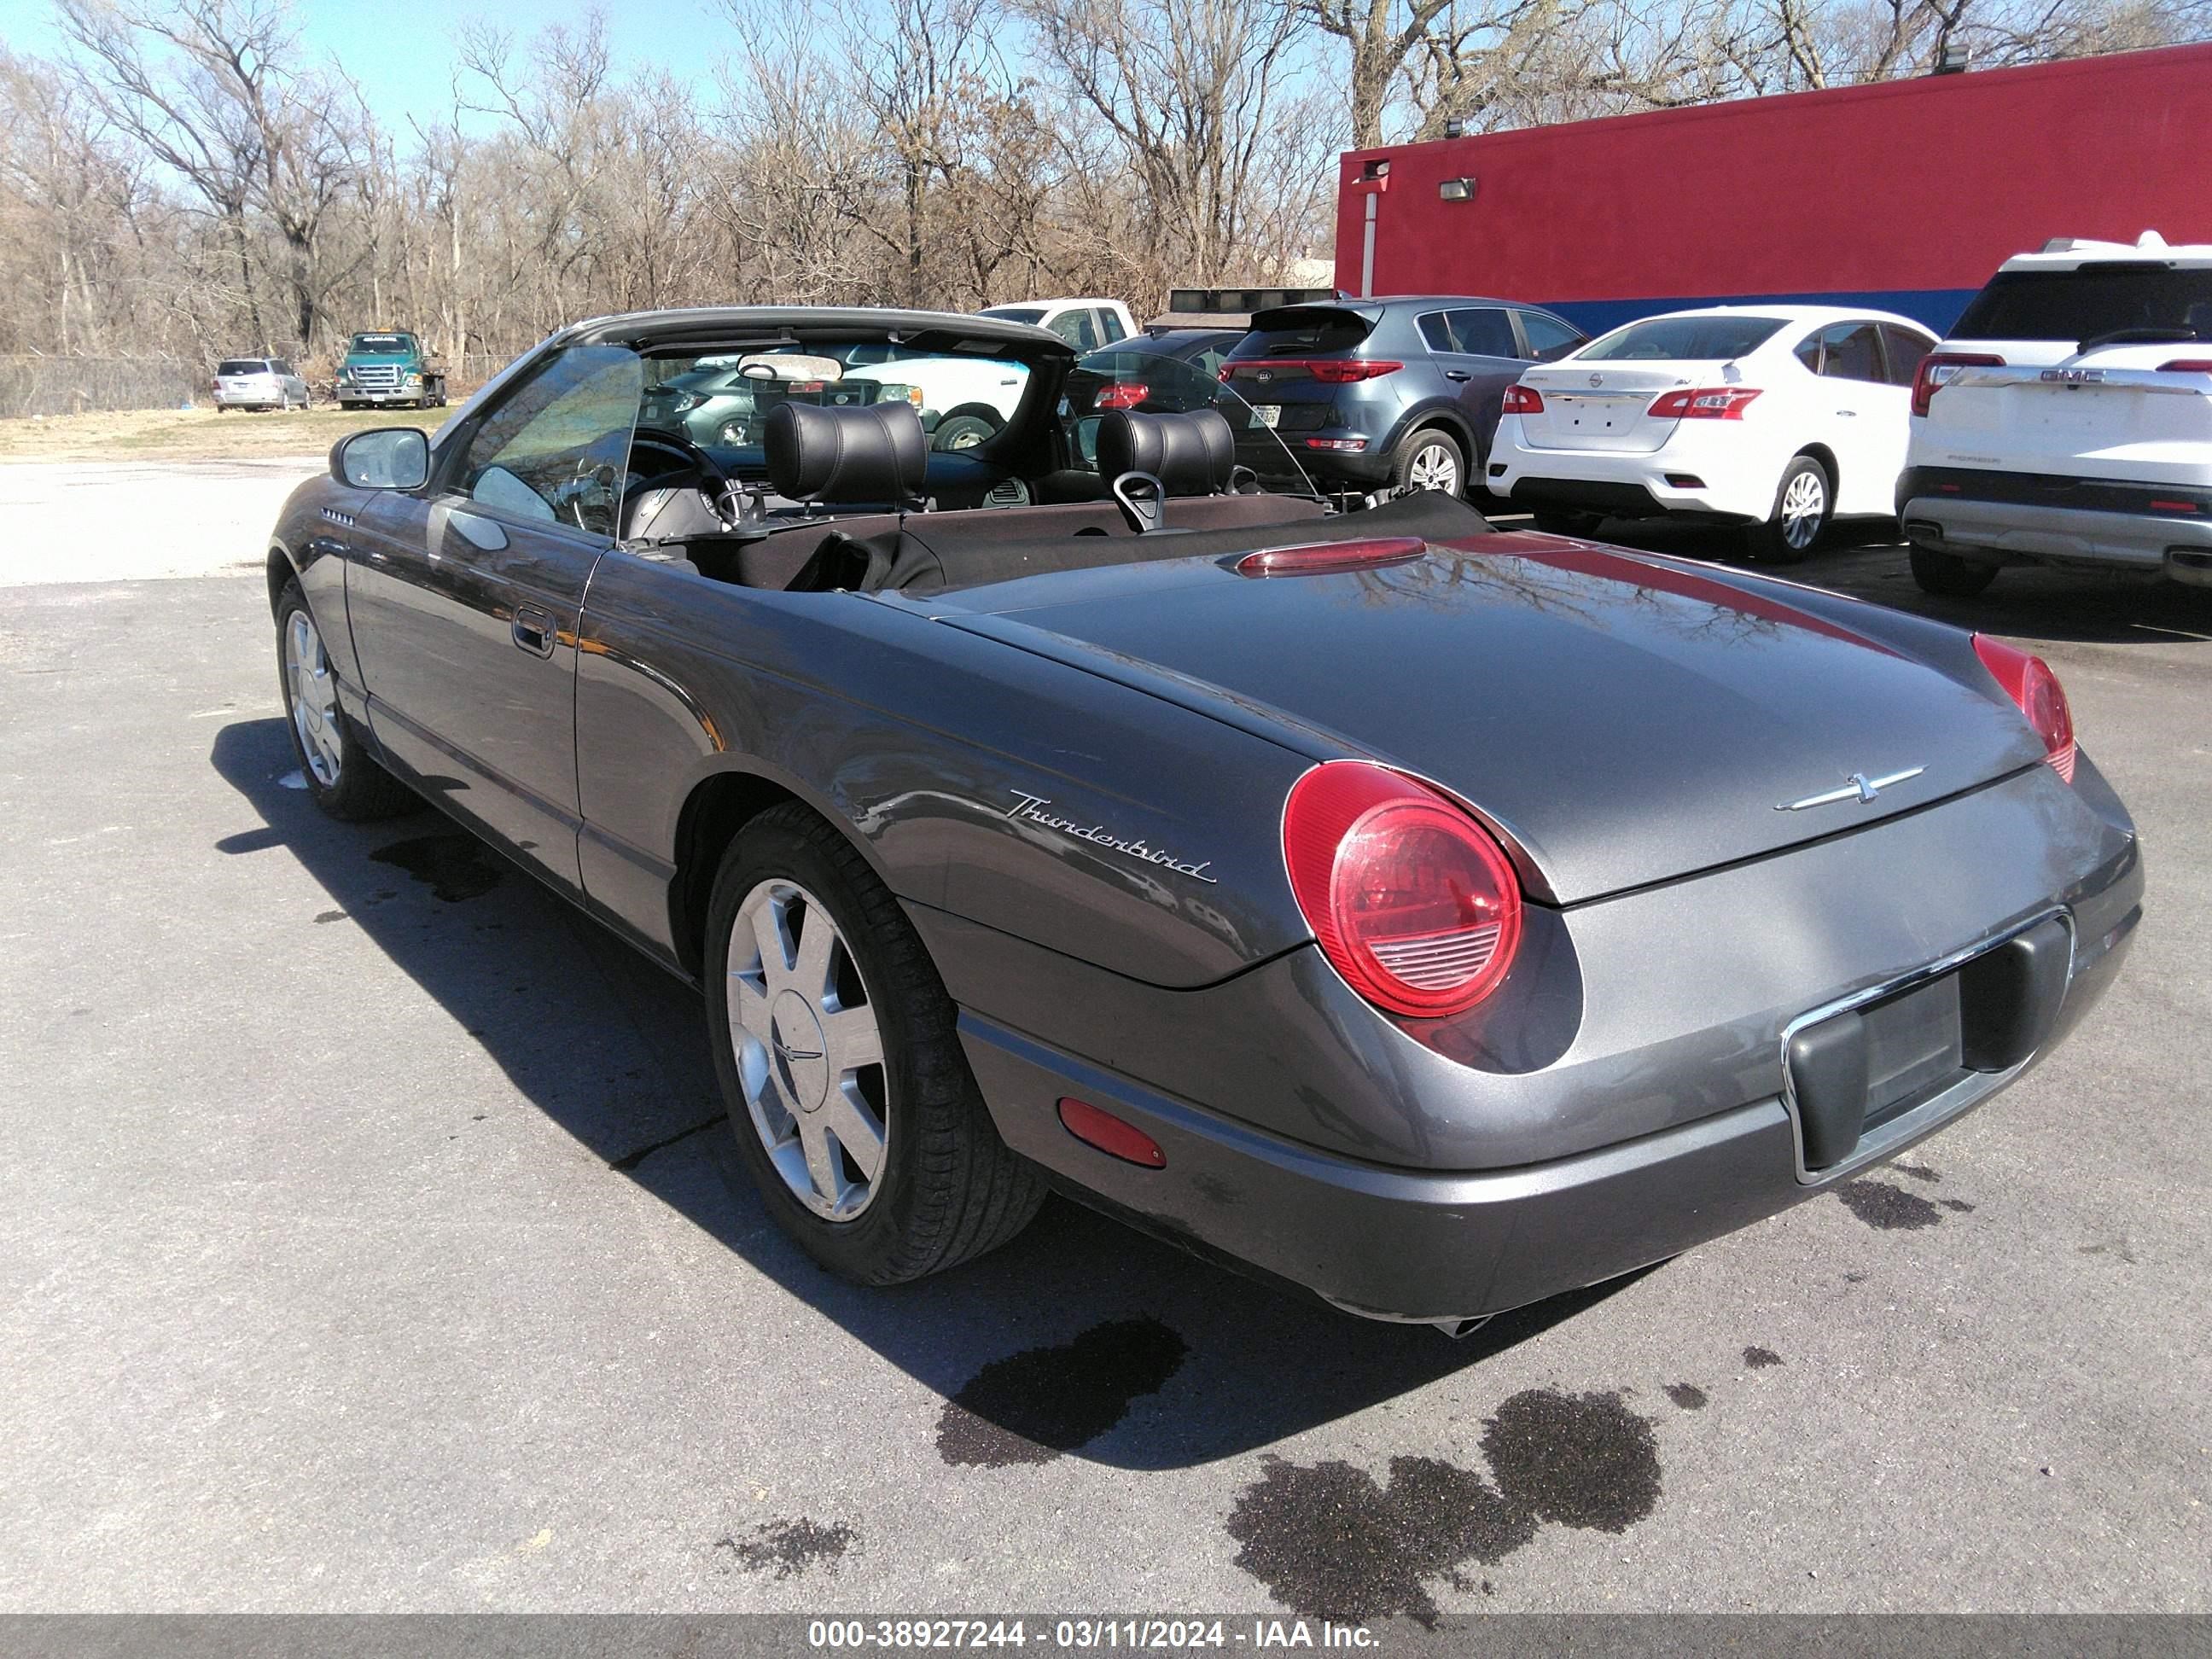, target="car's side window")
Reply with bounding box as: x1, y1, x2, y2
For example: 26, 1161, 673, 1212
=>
1817, 323, 1885, 383
1794, 332, 1825, 372
1051, 310, 1101, 352
1447, 307, 1517, 358
1417, 311, 1454, 353
1518, 311, 1584, 362
1096, 308, 1127, 345
1881, 324, 1935, 387
454, 344, 643, 536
